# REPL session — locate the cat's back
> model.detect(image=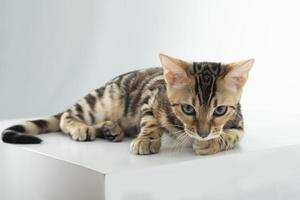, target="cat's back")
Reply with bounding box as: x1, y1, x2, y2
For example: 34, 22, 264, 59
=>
110, 67, 164, 93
